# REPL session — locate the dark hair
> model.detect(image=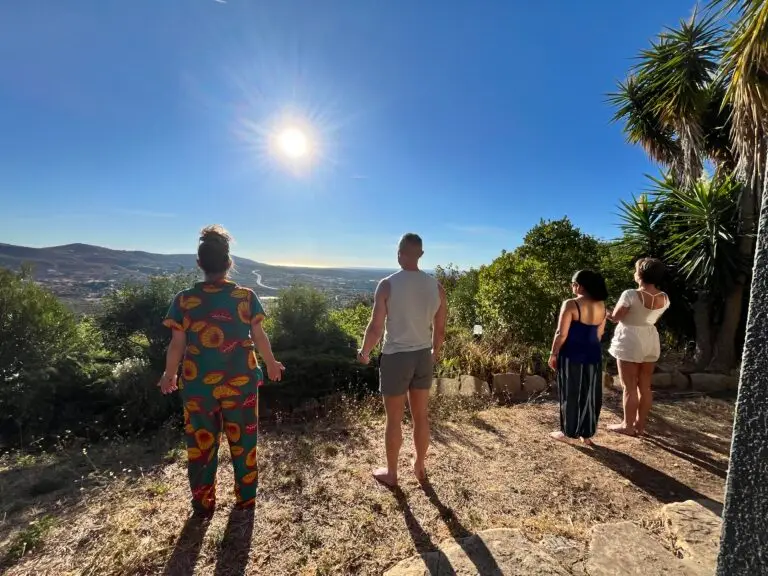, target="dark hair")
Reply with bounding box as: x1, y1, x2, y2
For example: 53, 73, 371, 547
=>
636, 257, 665, 286
572, 269, 609, 301
198, 224, 233, 275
